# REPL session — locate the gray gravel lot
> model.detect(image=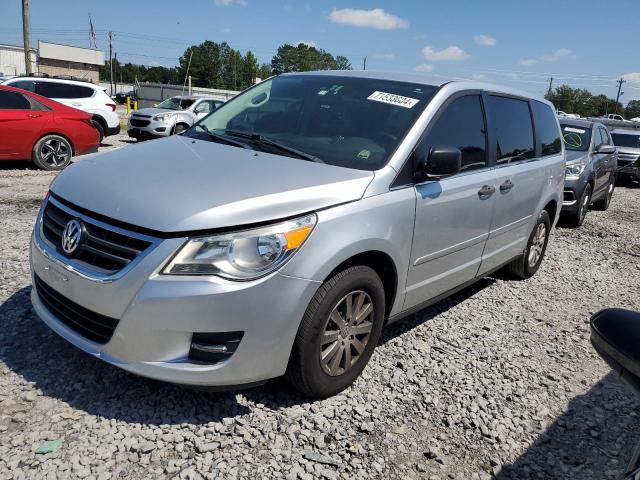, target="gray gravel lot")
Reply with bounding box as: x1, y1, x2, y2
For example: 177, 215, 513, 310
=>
1, 142, 639, 479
